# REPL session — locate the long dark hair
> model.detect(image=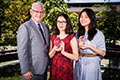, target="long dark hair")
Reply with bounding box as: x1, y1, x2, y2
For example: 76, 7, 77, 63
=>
77, 8, 97, 41
54, 13, 73, 35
